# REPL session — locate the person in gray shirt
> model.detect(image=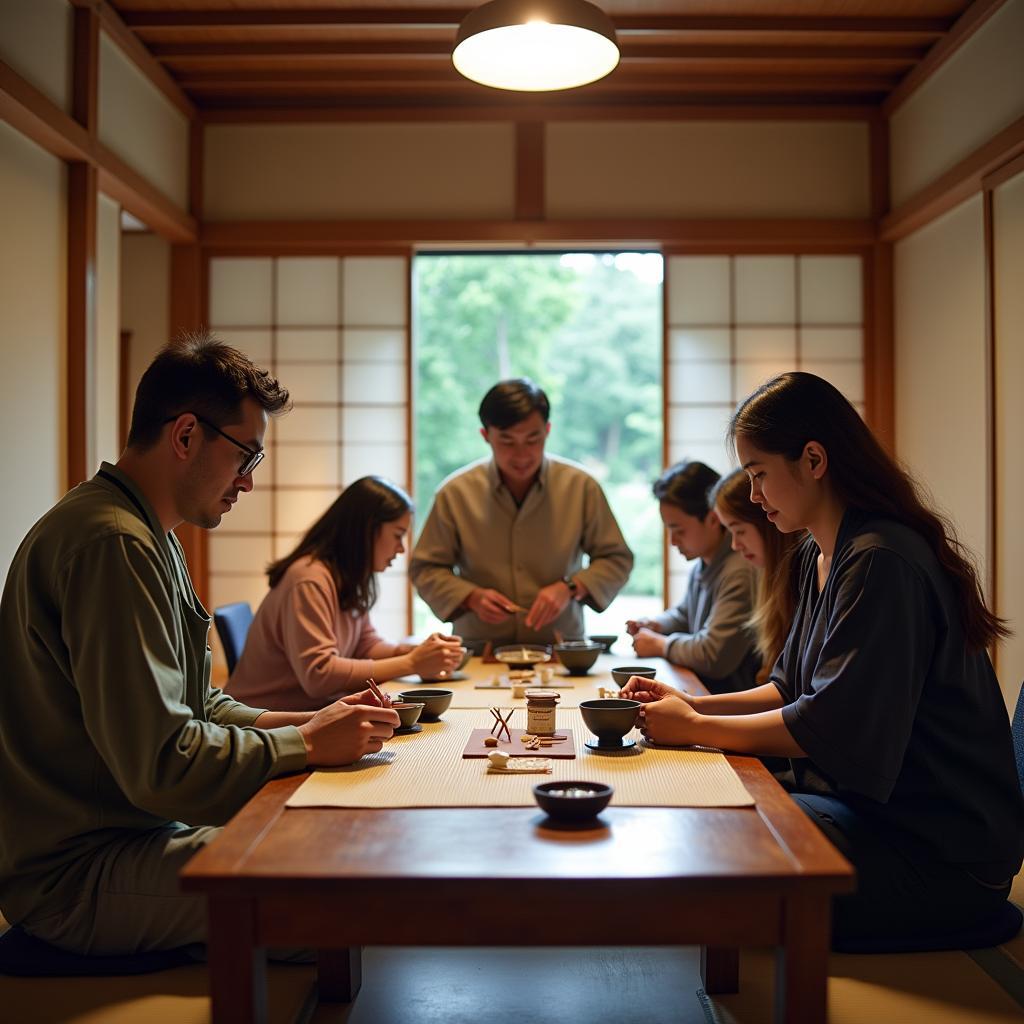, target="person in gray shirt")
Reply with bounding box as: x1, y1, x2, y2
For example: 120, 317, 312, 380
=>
627, 461, 760, 693
410, 379, 633, 645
